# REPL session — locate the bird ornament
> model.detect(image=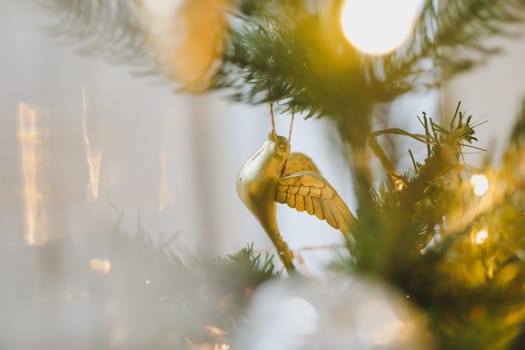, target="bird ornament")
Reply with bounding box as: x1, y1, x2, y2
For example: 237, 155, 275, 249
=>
236, 106, 356, 272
